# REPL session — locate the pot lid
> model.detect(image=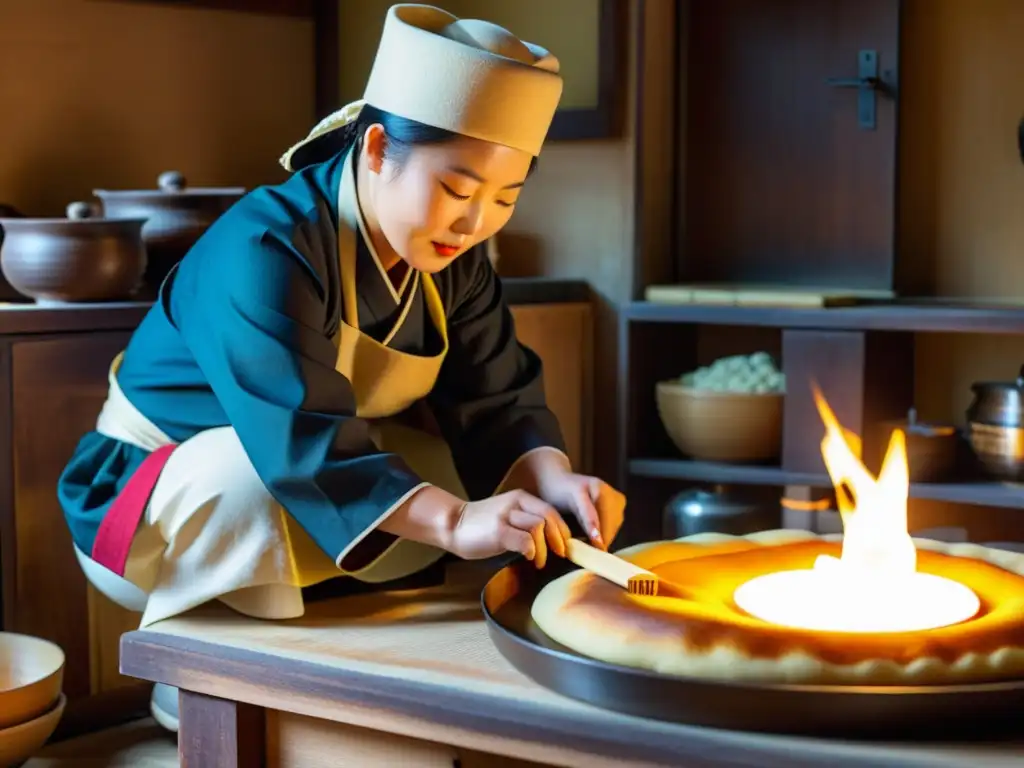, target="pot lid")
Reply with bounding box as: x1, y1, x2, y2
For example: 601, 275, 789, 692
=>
93, 171, 246, 198
0, 201, 147, 226
970, 364, 1024, 392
